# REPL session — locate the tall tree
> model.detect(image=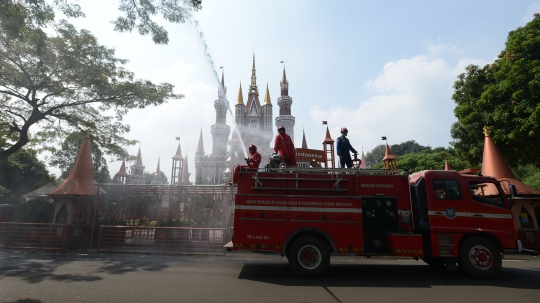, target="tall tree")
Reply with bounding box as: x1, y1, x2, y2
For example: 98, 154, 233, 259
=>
0, 8, 183, 160
451, 14, 540, 168
49, 131, 111, 183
